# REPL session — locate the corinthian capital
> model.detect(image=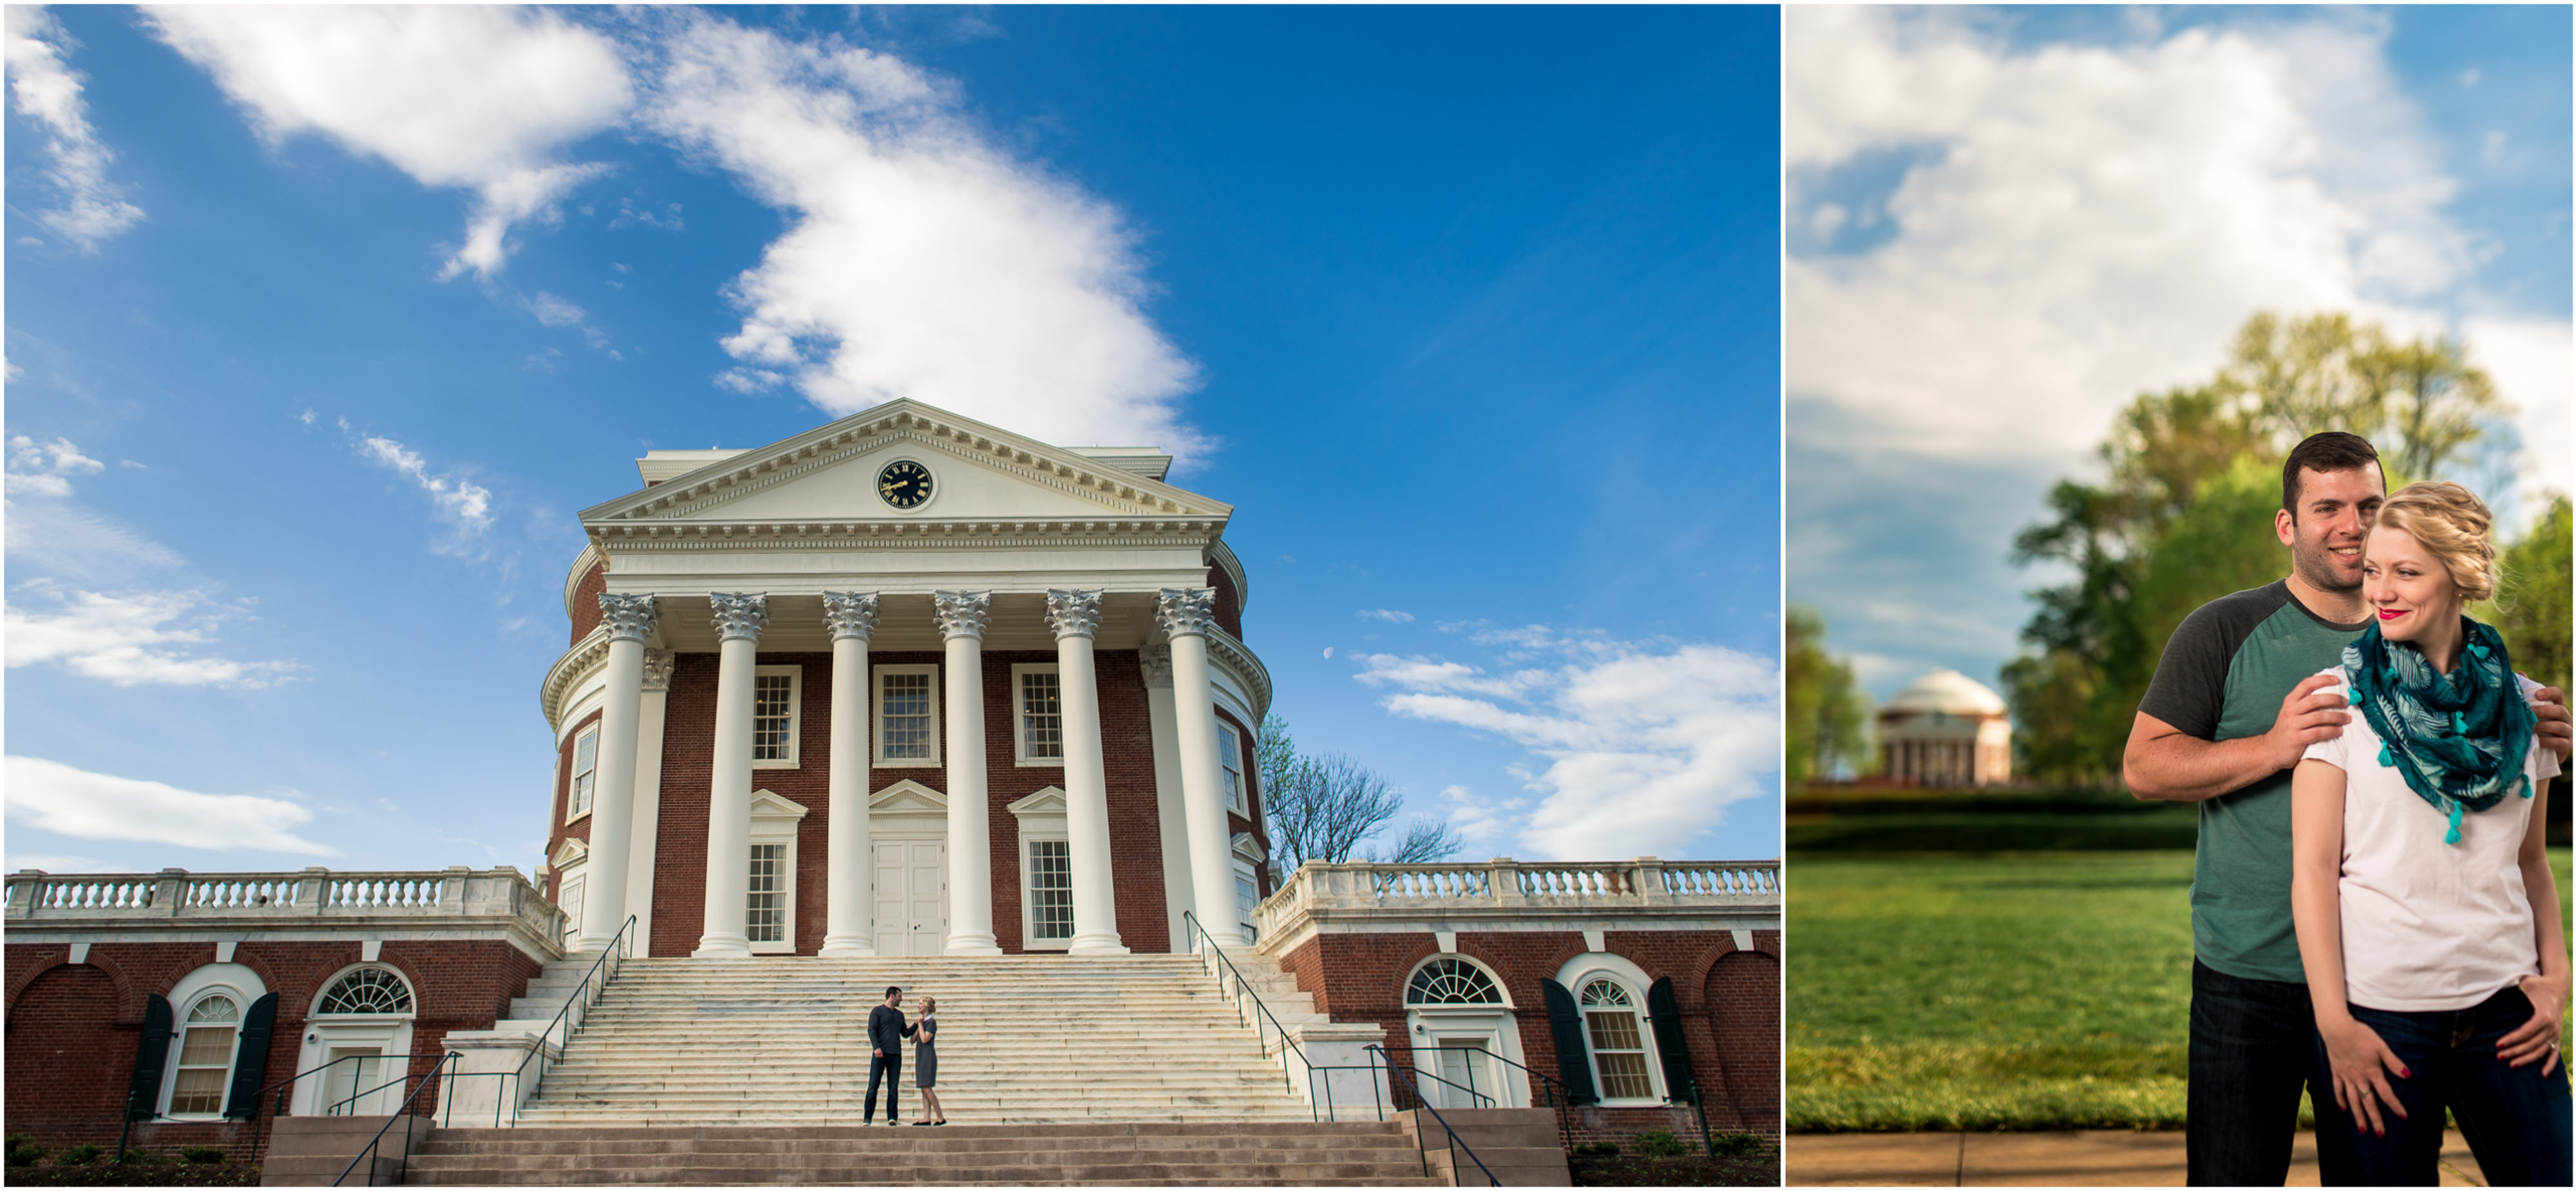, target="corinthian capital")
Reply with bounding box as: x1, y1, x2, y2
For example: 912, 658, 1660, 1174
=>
1153, 588, 1217, 640
598, 593, 660, 644
932, 590, 991, 641
1044, 589, 1104, 640
1139, 641, 1174, 689
708, 593, 770, 642
641, 648, 676, 692
822, 592, 881, 641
